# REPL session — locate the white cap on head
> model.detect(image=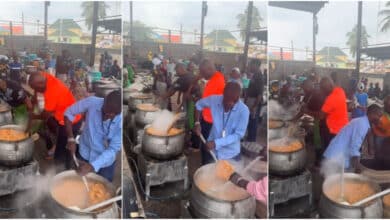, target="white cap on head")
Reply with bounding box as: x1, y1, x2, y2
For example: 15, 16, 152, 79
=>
358, 82, 365, 91
232, 67, 240, 74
